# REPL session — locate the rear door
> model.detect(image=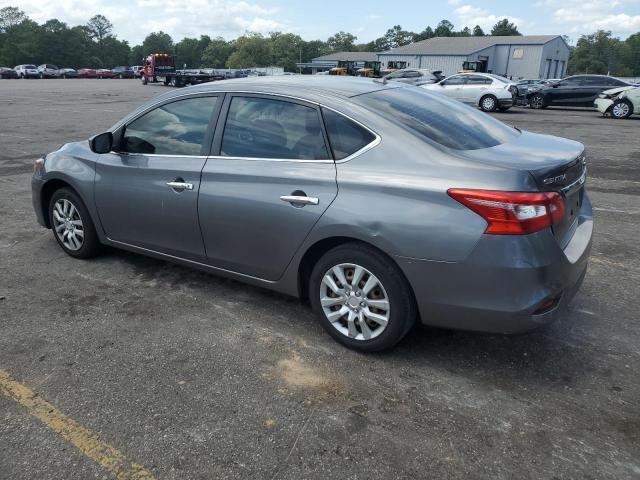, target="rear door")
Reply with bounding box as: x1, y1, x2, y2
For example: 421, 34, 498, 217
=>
198, 94, 338, 280
462, 75, 492, 103
579, 76, 612, 105
95, 94, 221, 261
